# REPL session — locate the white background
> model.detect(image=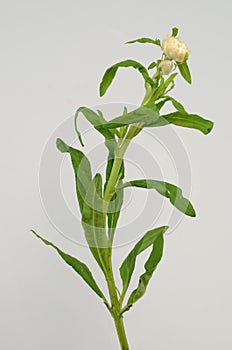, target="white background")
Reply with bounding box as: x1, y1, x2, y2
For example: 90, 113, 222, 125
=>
1, 0, 231, 349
